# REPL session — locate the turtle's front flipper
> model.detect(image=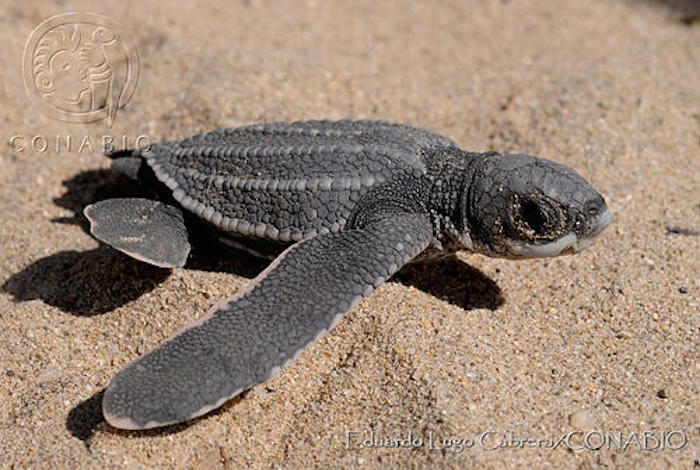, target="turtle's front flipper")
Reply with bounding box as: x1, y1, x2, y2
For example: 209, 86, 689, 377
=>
102, 212, 433, 429
84, 198, 191, 268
